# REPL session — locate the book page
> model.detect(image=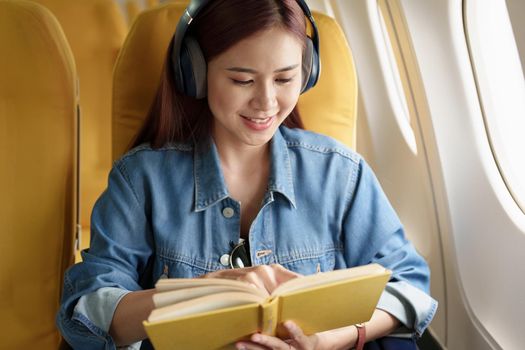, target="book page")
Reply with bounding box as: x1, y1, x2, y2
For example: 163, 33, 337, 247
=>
153, 285, 268, 308
148, 292, 264, 323
271, 263, 388, 296
155, 277, 268, 297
